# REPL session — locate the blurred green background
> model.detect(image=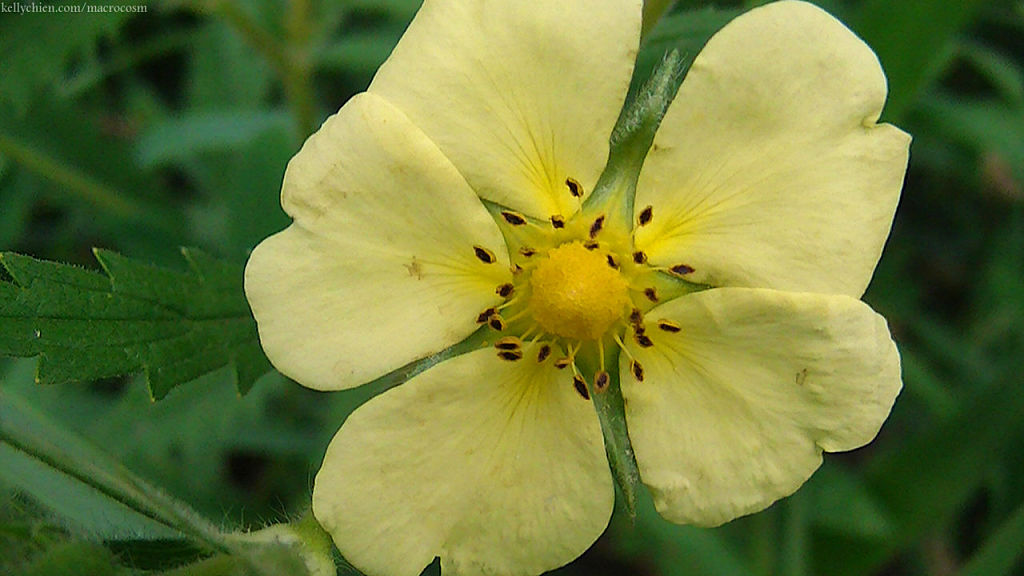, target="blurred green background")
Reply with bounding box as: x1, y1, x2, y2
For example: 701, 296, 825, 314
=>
2, 0, 1023, 575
